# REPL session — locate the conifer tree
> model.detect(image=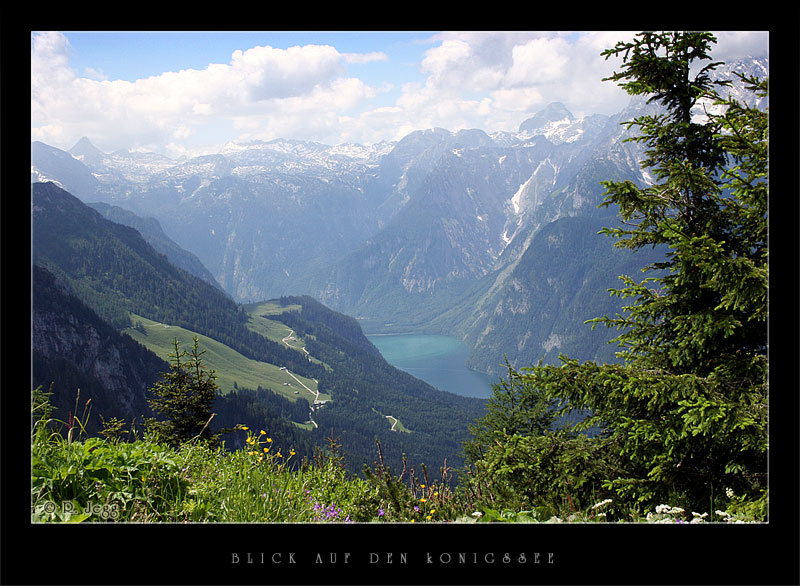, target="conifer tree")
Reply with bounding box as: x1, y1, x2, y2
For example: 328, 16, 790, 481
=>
145, 337, 219, 447
472, 32, 768, 516
463, 360, 557, 464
